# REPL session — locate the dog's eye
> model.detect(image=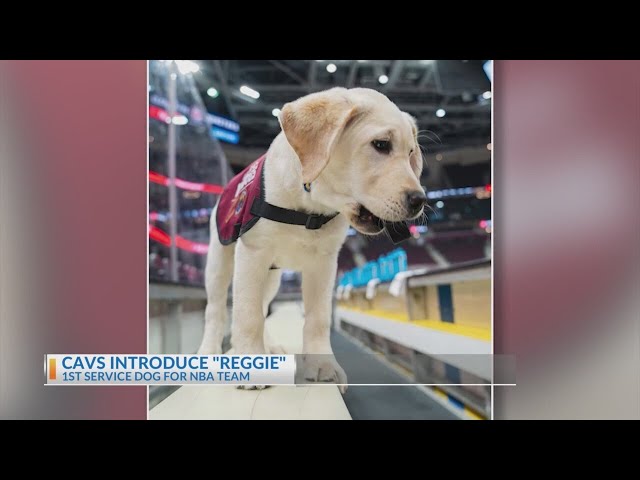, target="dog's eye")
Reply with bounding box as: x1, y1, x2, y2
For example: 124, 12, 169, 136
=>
372, 139, 391, 153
